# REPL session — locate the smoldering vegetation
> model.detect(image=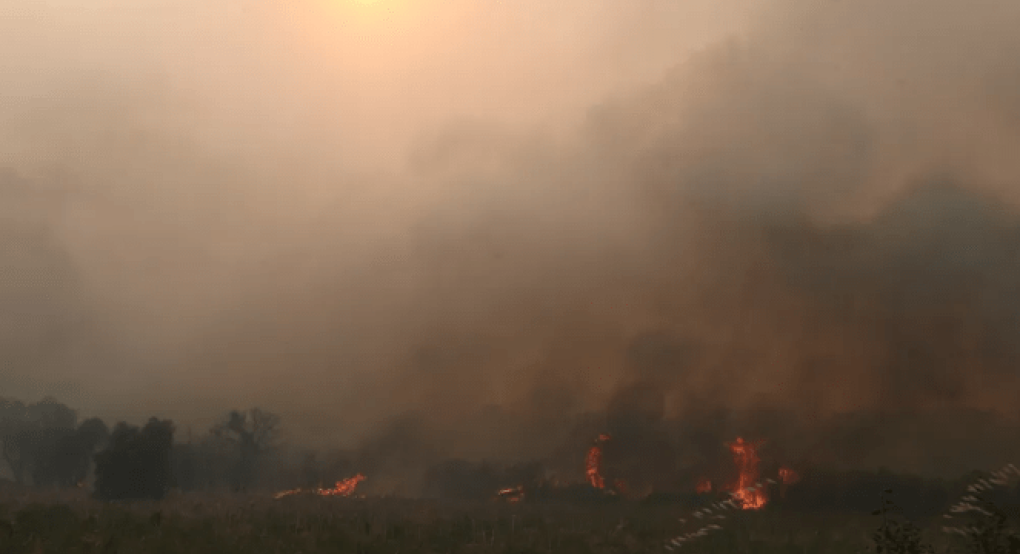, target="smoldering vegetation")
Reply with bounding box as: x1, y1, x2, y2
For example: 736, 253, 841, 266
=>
3, 0, 1020, 508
